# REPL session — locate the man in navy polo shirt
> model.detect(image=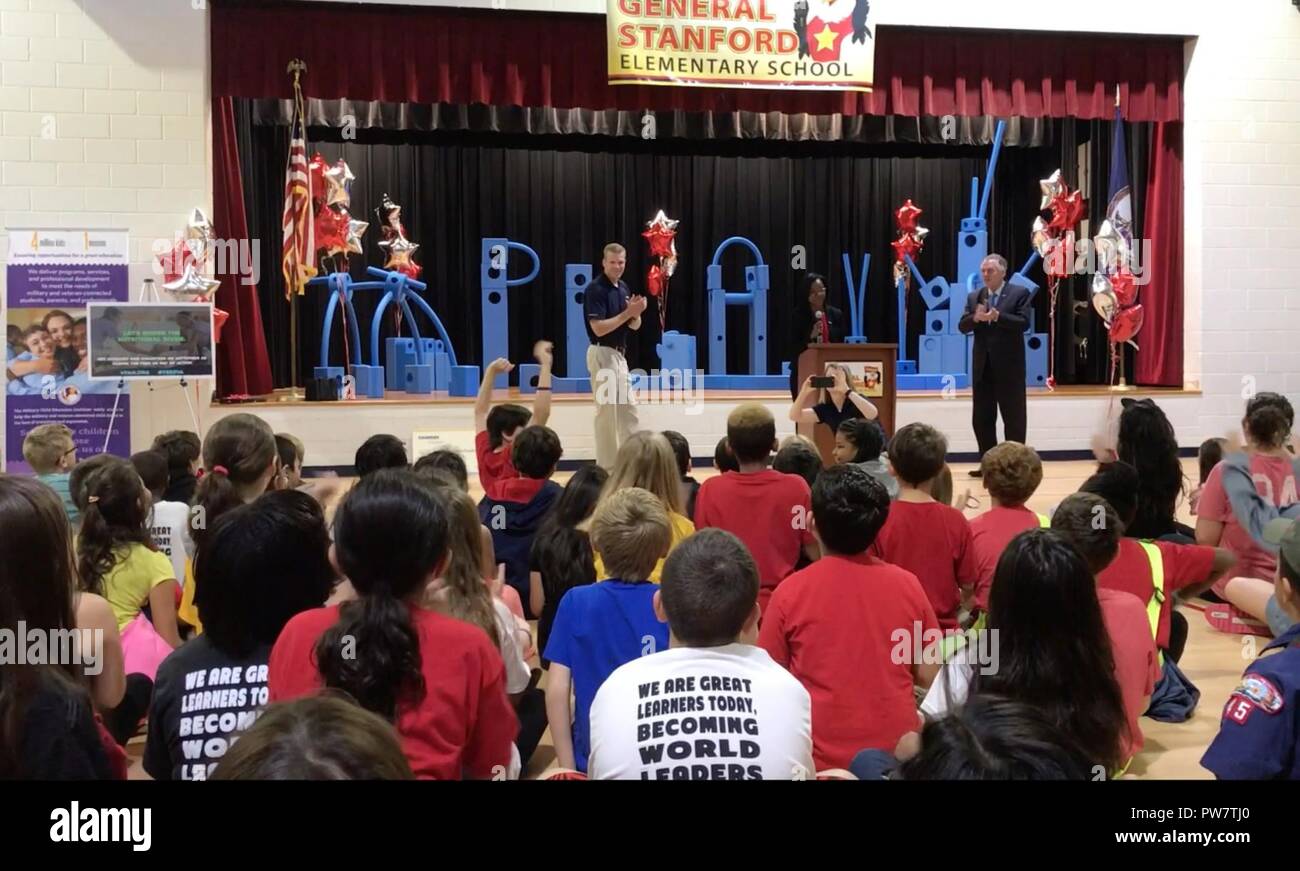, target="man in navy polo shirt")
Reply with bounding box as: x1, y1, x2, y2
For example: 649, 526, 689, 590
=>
585, 242, 647, 468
